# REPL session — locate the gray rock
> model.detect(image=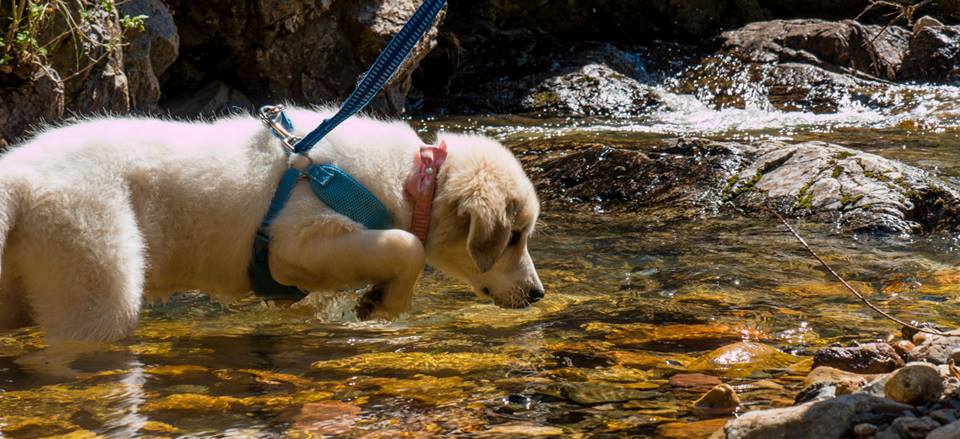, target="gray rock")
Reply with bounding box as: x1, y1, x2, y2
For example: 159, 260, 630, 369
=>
814, 344, 904, 374
0, 63, 64, 148
717, 19, 910, 80
525, 138, 960, 234
714, 393, 912, 439
929, 408, 958, 425
45, 6, 130, 114
884, 362, 944, 405
672, 20, 909, 114
162, 81, 254, 118
898, 25, 960, 84
119, 0, 180, 112
928, 420, 960, 439
887, 416, 942, 439
522, 63, 663, 117
908, 330, 960, 365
